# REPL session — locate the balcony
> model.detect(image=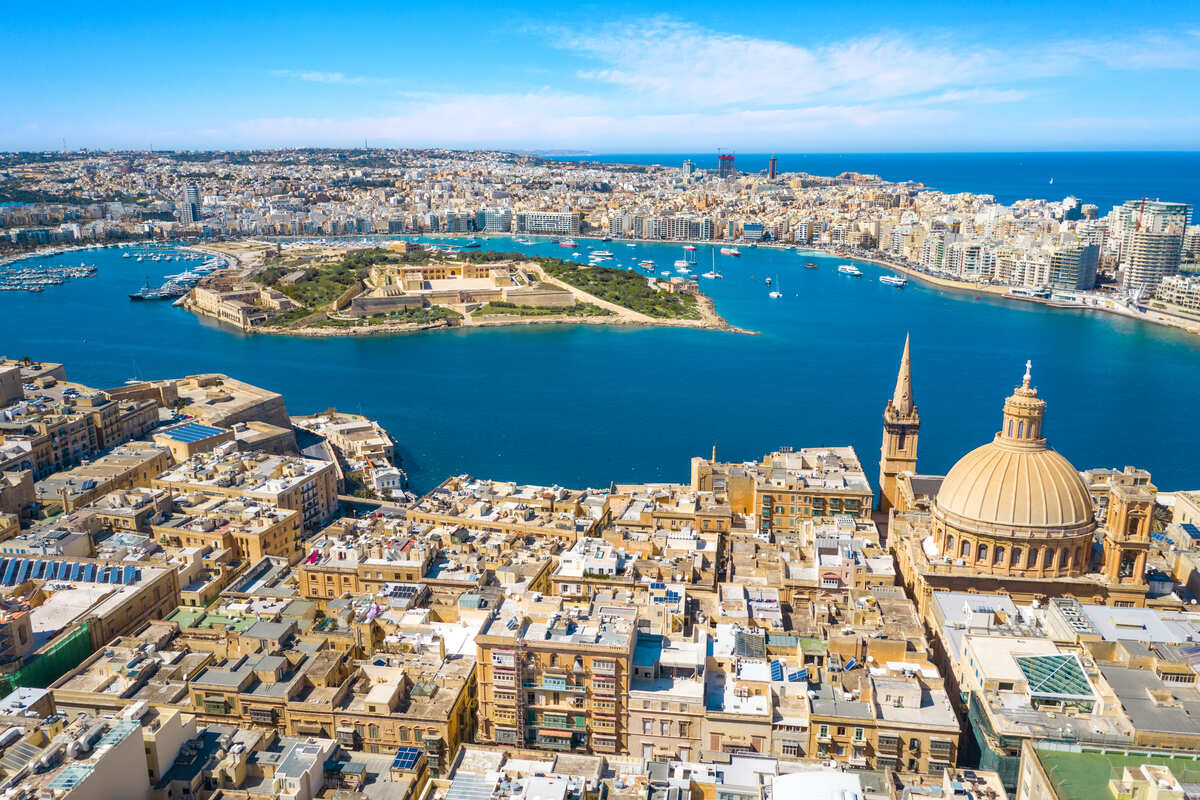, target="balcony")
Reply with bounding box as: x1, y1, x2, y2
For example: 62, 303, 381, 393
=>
523, 682, 586, 693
